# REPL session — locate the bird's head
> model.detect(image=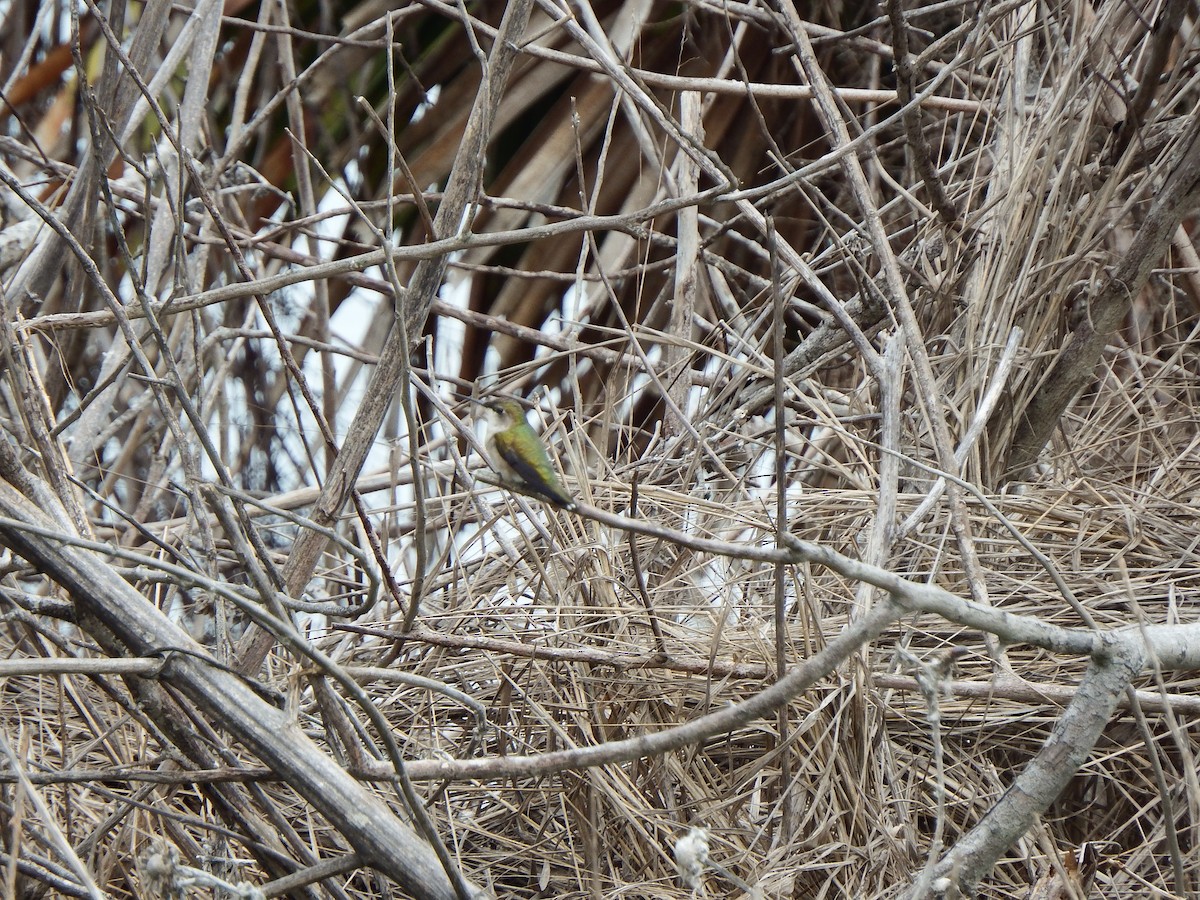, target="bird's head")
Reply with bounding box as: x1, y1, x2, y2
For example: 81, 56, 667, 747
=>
484, 398, 527, 431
